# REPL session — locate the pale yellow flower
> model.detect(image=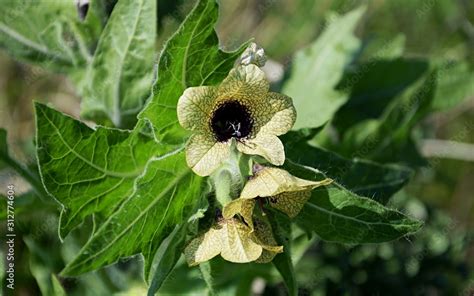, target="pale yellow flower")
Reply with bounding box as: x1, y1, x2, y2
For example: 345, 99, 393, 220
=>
223, 167, 332, 225
177, 64, 296, 176
184, 217, 282, 266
